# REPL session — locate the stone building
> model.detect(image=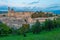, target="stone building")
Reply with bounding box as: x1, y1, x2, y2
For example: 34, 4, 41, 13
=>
7, 7, 34, 23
